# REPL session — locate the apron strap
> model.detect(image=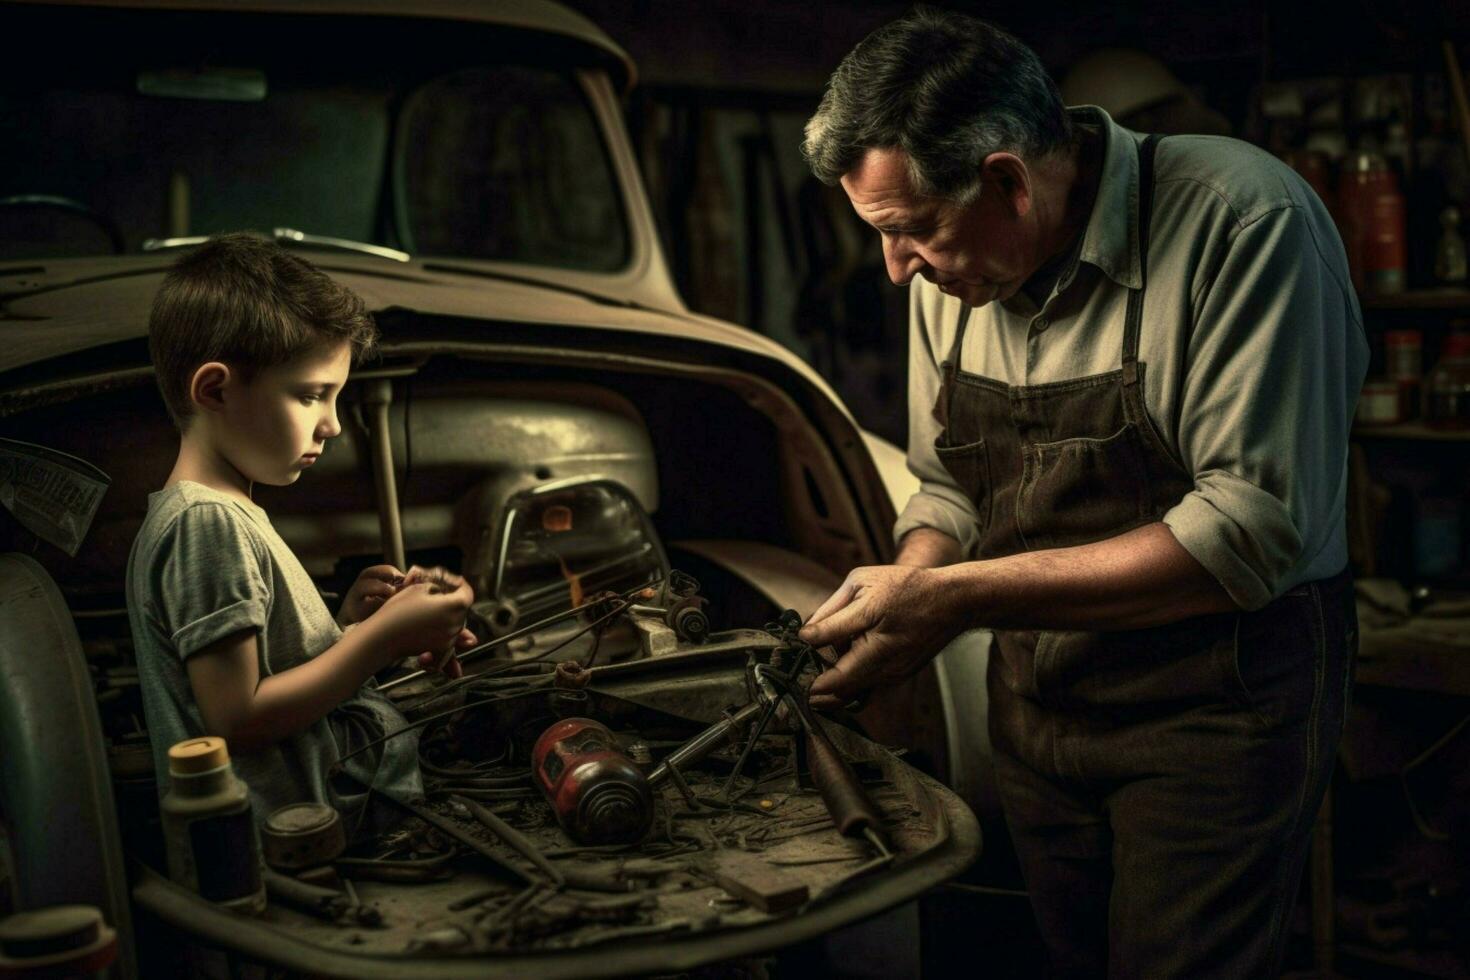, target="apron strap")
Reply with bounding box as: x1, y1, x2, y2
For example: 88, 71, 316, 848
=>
933, 303, 973, 428
1122, 133, 1164, 385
